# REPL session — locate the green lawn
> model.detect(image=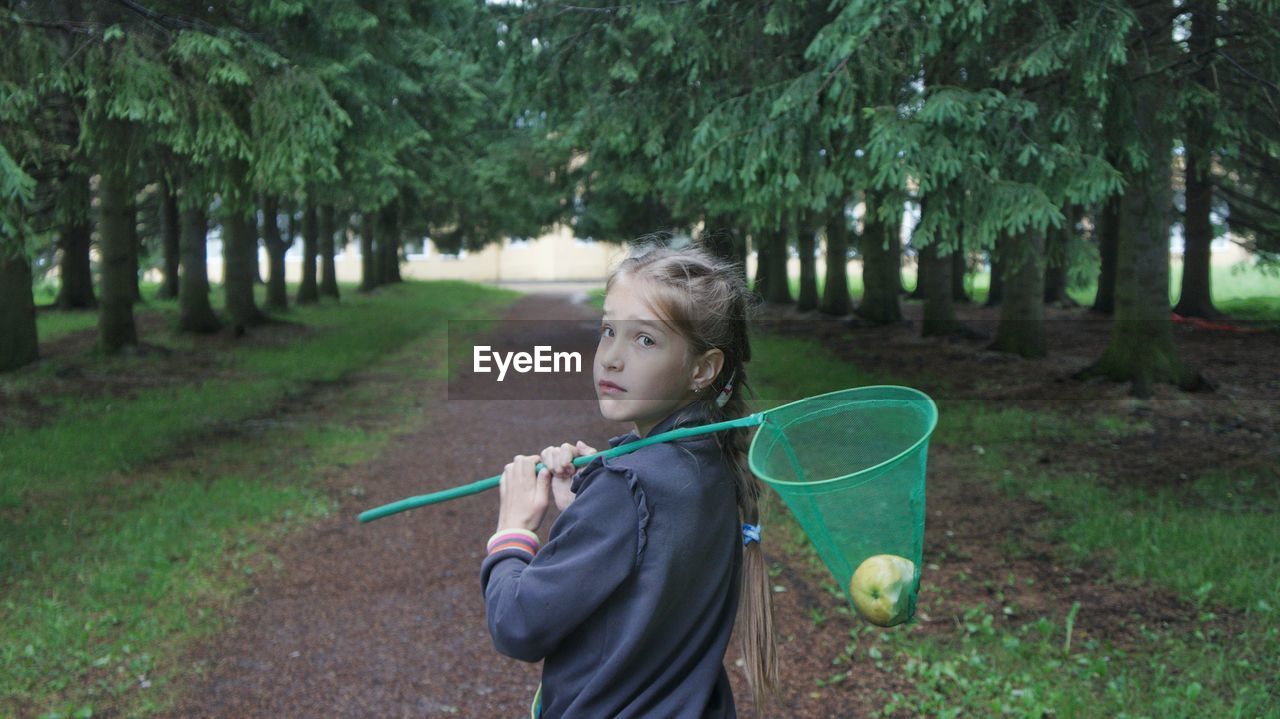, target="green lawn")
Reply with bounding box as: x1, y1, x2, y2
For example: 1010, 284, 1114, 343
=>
509, 272, 1279, 716
8, 277, 1276, 717
780, 258, 1280, 322
1, 280, 520, 718
748, 334, 1278, 718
